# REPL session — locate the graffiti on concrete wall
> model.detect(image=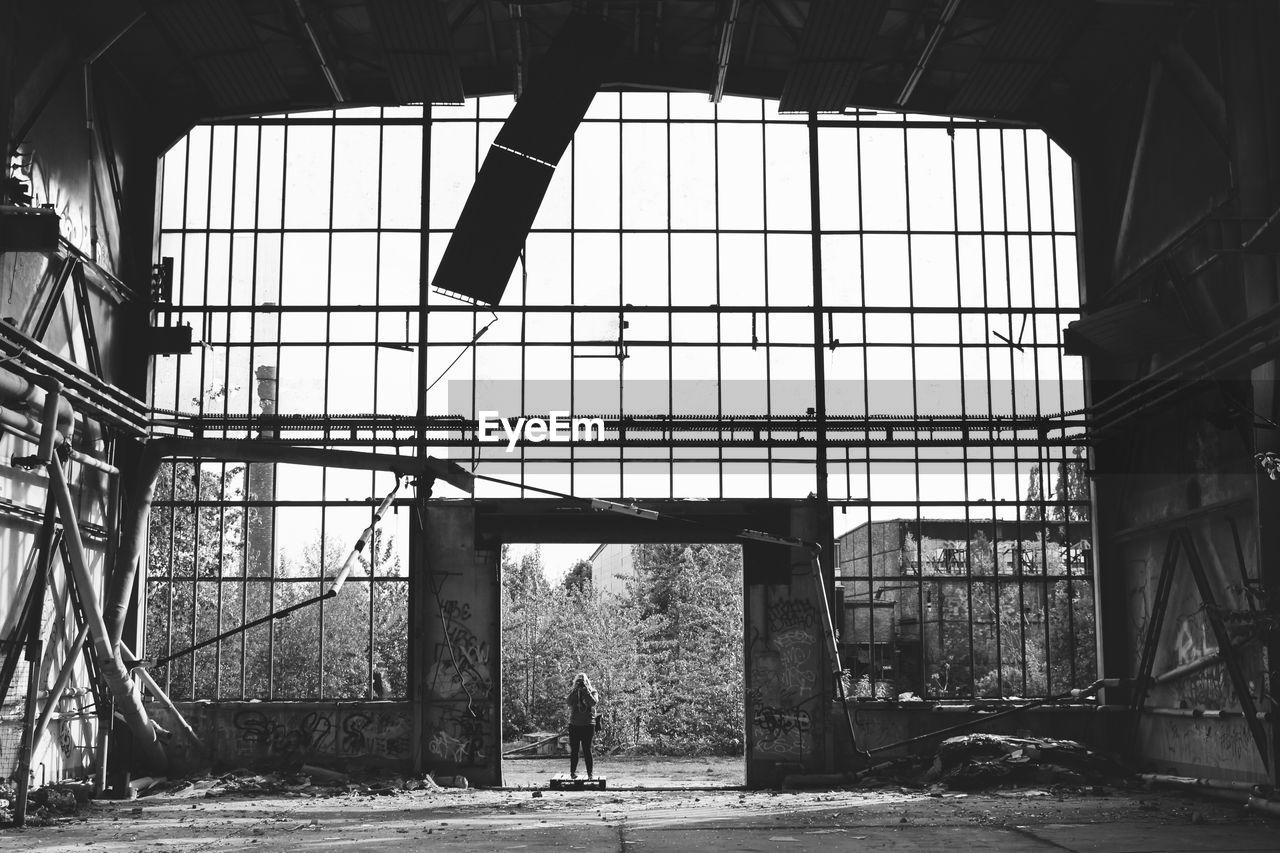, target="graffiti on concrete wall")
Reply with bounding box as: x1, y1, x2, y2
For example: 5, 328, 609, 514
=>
768, 599, 817, 632
234, 709, 334, 757
425, 709, 488, 765
427, 598, 493, 702
230, 706, 410, 761
424, 588, 496, 769
772, 628, 817, 692
750, 590, 821, 758
340, 711, 411, 758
